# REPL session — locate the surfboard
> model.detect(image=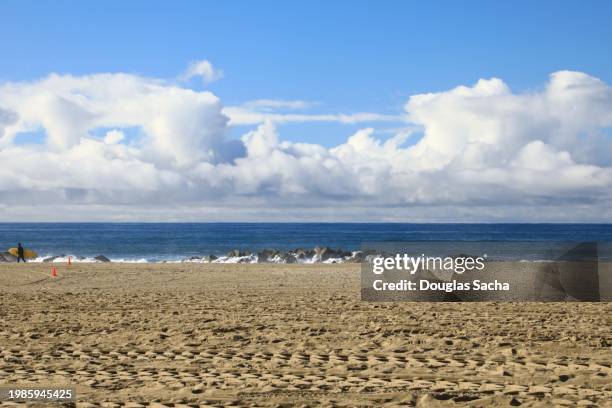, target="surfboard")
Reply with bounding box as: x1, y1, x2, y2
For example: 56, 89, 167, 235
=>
8, 247, 38, 259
